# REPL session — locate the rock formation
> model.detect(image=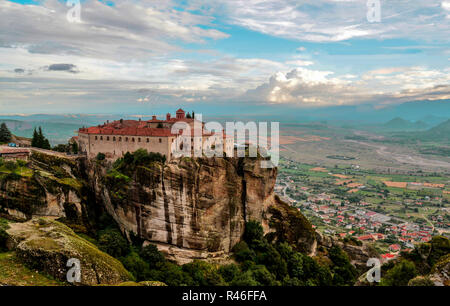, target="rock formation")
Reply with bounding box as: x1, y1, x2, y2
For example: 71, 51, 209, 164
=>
1, 151, 317, 264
